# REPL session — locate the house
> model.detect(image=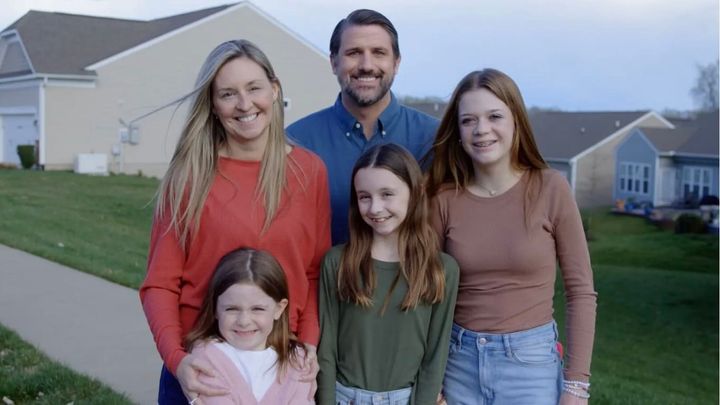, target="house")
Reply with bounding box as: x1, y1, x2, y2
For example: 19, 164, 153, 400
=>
614, 111, 719, 207
530, 111, 674, 207
0, 2, 338, 176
